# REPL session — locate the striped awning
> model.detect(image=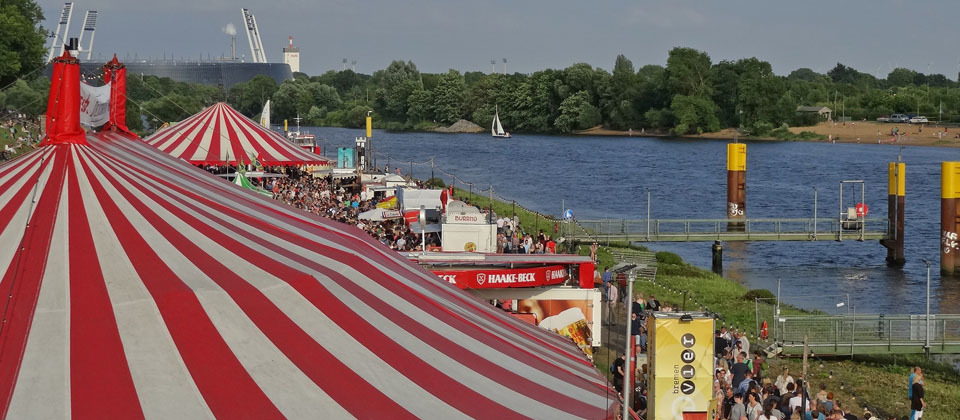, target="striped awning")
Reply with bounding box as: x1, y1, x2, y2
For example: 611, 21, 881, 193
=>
0, 132, 617, 419
144, 102, 330, 166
